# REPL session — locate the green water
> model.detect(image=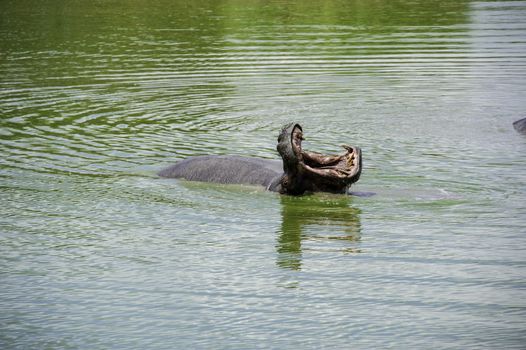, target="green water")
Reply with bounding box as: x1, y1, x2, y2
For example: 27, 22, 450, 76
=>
1, 0, 525, 348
